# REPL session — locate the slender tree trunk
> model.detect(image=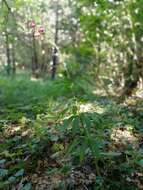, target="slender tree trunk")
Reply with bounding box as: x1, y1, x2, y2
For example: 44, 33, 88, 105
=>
5, 32, 11, 75
123, 61, 139, 96
51, 2, 59, 80
40, 42, 46, 74
122, 9, 140, 97
12, 44, 16, 74
40, 53, 46, 73
51, 47, 58, 80
32, 33, 38, 76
